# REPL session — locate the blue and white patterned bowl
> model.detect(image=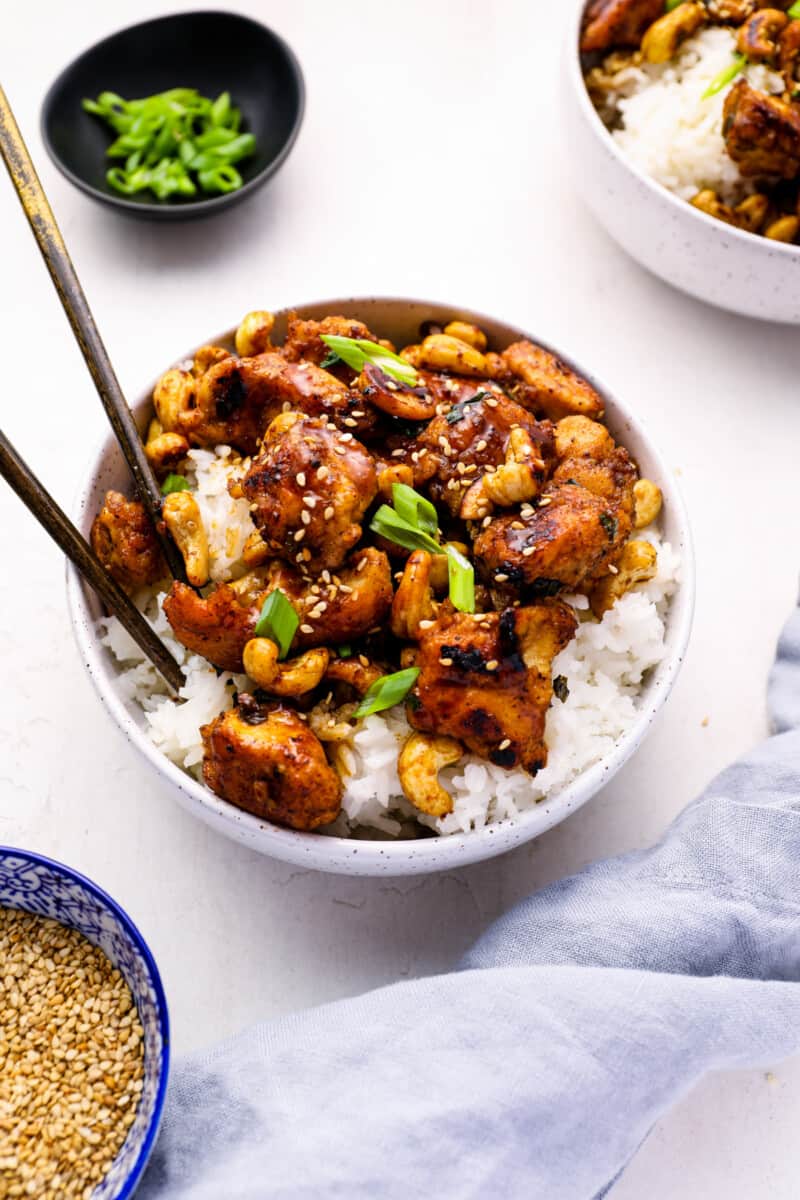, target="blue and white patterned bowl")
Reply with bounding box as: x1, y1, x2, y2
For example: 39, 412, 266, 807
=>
0, 847, 169, 1199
